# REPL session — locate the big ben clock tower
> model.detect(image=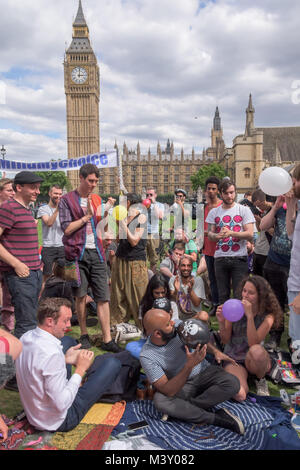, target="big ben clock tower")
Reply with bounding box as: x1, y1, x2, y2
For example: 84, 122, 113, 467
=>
64, 0, 100, 189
